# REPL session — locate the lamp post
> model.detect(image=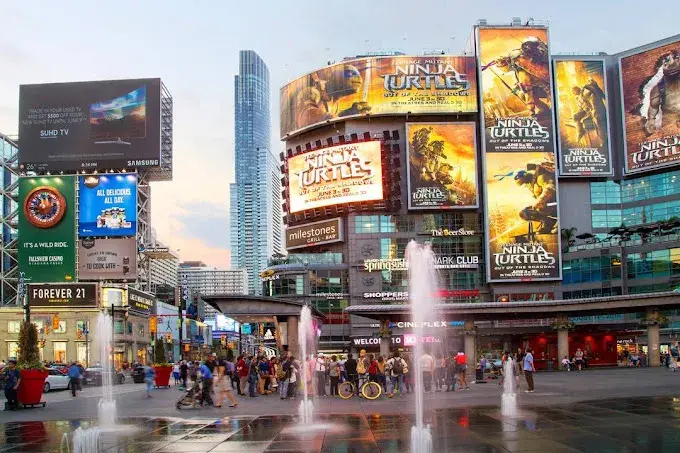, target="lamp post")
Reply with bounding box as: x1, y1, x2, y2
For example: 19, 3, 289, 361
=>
84, 325, 90, 367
